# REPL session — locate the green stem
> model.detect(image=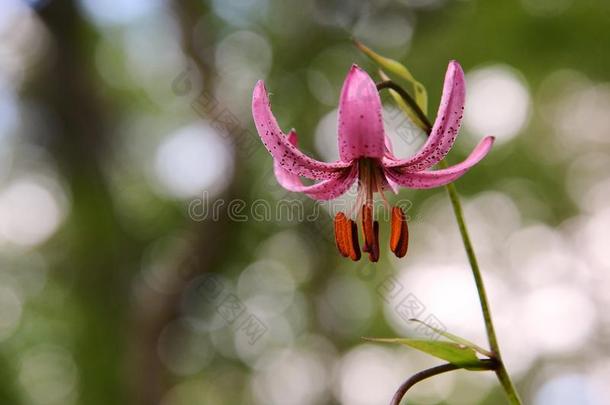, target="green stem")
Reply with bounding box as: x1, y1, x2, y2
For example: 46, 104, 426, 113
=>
443, 175, 499, 353
377, 80, 522, 405
444, 176, 522, 404
496, 362, 522, 405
